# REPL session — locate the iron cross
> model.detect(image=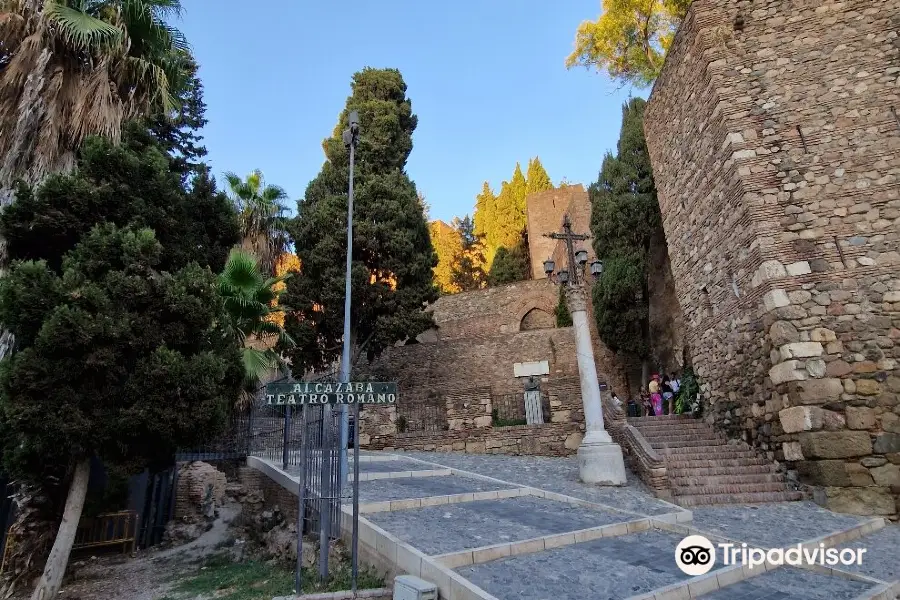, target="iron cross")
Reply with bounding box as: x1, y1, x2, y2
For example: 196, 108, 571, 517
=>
543, 214, 591, 284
